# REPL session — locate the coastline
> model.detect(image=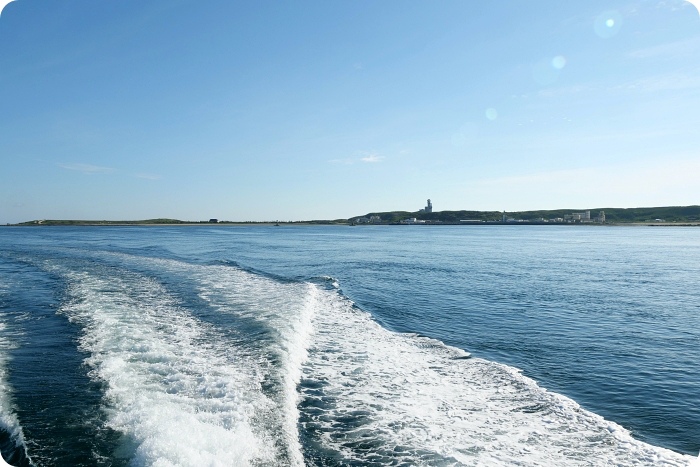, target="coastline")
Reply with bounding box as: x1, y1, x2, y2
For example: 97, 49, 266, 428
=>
3, 222, 699, 227
6, 206, 699, 227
